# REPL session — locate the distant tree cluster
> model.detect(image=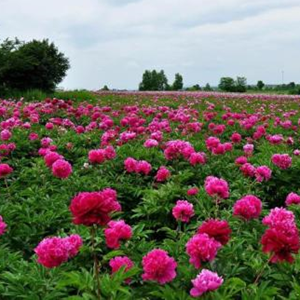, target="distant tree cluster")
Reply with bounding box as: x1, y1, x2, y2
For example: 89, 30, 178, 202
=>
139, 70, 183, 91
0, 38, 69, 94
218, 77, 247, 93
